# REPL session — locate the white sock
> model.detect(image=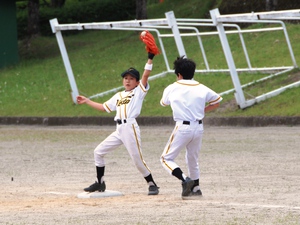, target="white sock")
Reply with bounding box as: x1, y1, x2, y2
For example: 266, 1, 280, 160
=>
148, 181, 154, 186
100, 176, 105, 184
193, 186, 200, 192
